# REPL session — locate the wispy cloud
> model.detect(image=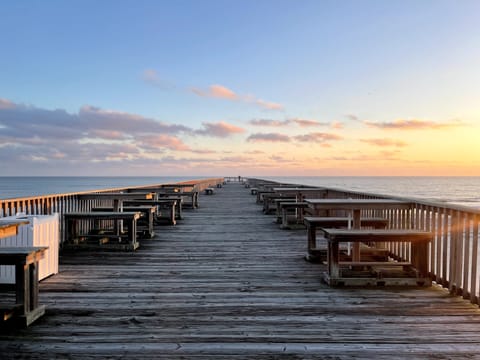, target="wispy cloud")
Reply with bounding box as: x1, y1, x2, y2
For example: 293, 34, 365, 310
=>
249, 119, 290, 127
255, 99, 284, 111
361, 138, 407, 147
346, 114, 360, 122
290, 118, 329, 127
331, 121, 344, 129
191, 84, 238, 100
141, 69, 175, 89
364, 118, 466, 130
294, 132, 342, 143
191, 84, 283, 111
0, 98, 16, 110
249, 117, 332, 127
246, 132, 291, 142
196, 121, 246, 137
137, 134, 191, 152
